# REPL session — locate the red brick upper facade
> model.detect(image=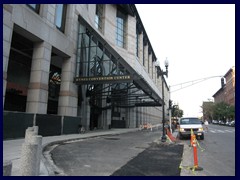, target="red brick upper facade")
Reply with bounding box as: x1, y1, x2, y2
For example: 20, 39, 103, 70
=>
213, 67, 235, 106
